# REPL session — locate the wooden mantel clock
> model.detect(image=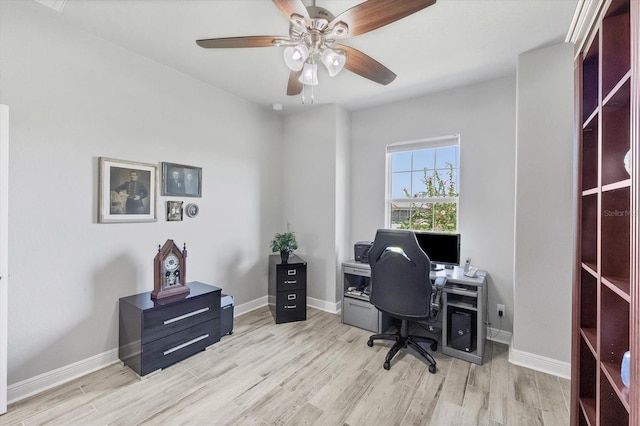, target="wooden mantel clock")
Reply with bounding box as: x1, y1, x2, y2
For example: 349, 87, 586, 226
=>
152, 239, 190, 300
